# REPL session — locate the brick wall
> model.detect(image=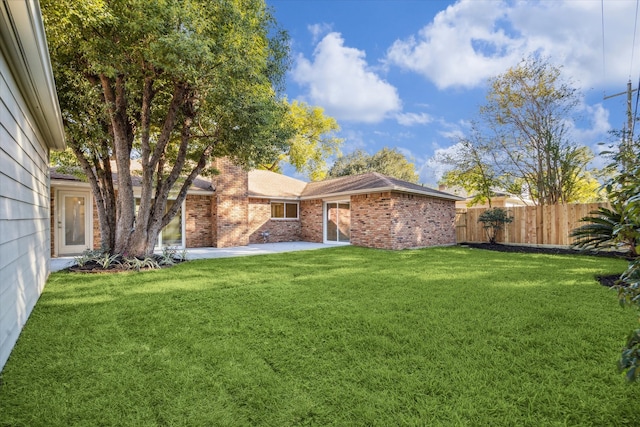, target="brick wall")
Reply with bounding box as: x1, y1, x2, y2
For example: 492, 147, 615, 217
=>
185, 194, 213, 247
248, 198, 301, 243
350, 191, 456, 250
350, 192, 394, 249
213, 157, 249, 247
53, 189, 217, 253
388, 193, 456, 249
300, 199, 323, 243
